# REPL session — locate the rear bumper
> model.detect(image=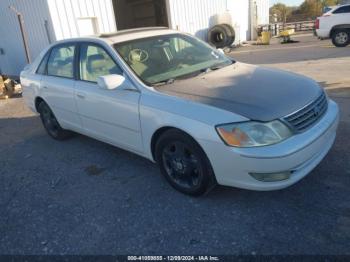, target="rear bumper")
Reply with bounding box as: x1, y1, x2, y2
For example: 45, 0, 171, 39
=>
22, 84, 37, 113
316, 29, 330, 38
200, 100, 339, 191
